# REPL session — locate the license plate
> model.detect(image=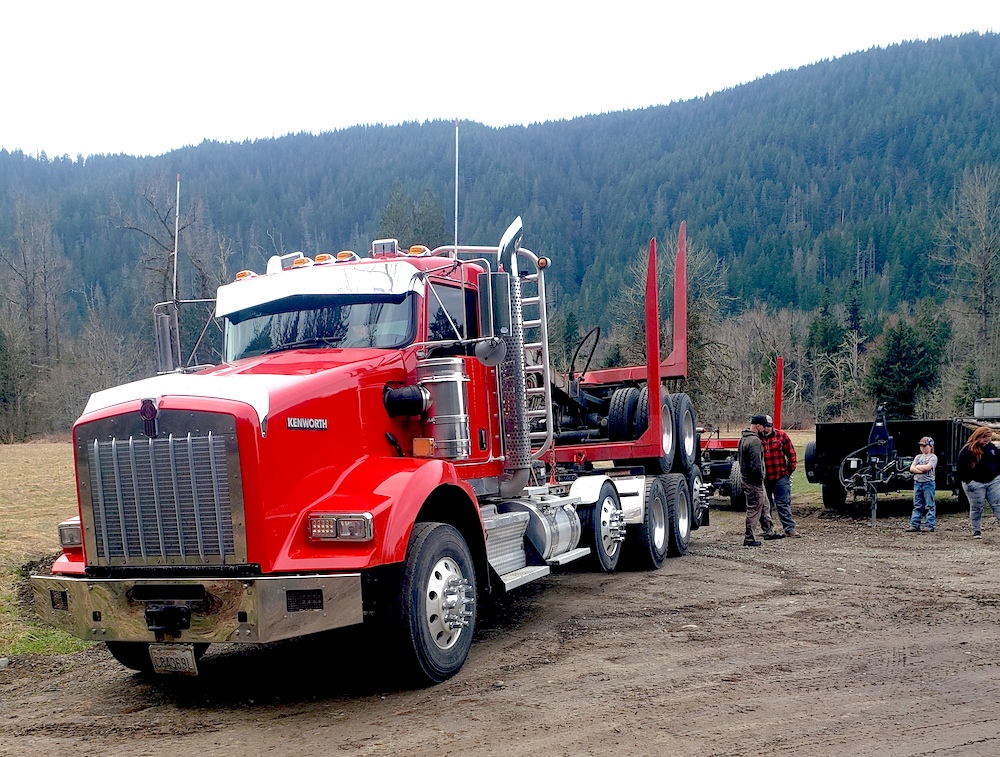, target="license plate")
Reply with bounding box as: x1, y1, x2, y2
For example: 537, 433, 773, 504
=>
149, 644, 199, 675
